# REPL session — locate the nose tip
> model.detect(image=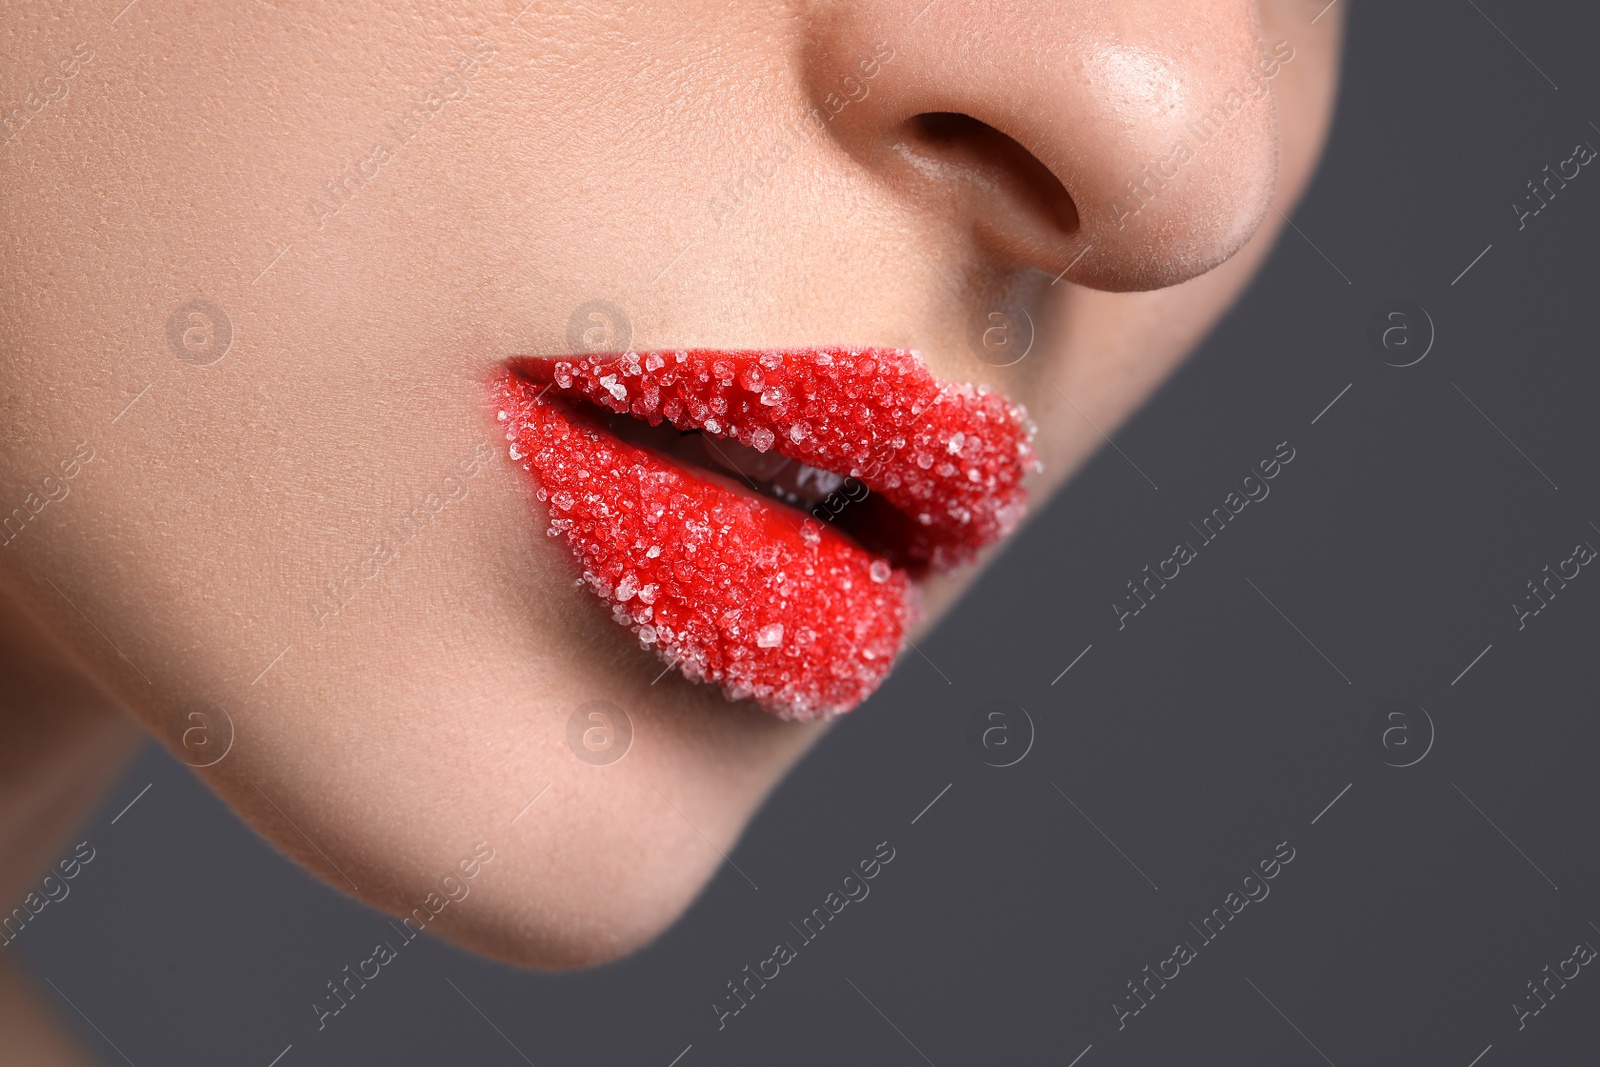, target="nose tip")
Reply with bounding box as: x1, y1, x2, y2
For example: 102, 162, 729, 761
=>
1070, 39, 1286, 290
804, 2, 1286, 292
